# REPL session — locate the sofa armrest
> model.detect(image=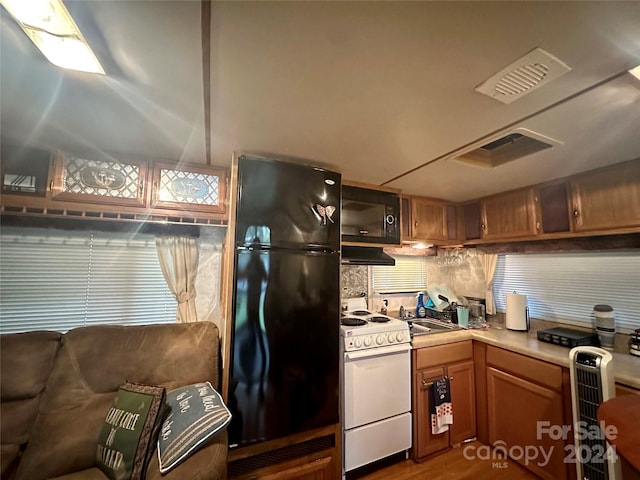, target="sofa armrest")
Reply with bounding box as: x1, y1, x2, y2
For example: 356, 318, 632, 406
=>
145, 430, 227, 480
